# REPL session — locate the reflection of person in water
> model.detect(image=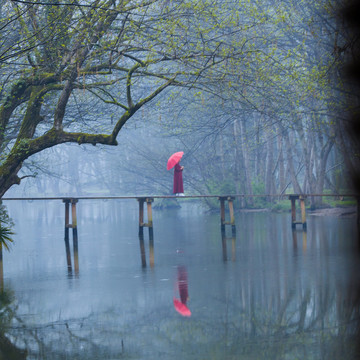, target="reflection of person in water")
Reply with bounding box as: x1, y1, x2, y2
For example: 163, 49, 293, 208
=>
173, 265, 191, 316
177, 265, 189, 304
